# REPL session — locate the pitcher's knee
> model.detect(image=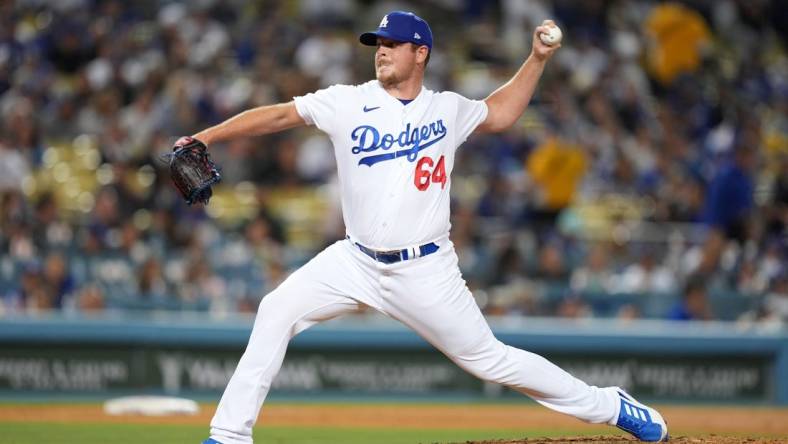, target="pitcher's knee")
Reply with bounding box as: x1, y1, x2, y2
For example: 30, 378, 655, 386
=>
454, 343, 517, 385
252, 299, 302, 338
